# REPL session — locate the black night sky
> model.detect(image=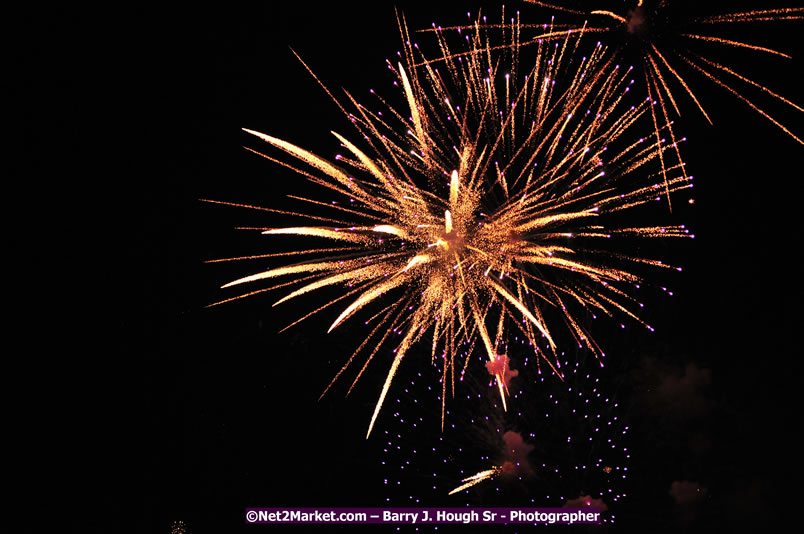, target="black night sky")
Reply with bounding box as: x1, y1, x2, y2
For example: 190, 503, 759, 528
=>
27, 1, 802, 533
